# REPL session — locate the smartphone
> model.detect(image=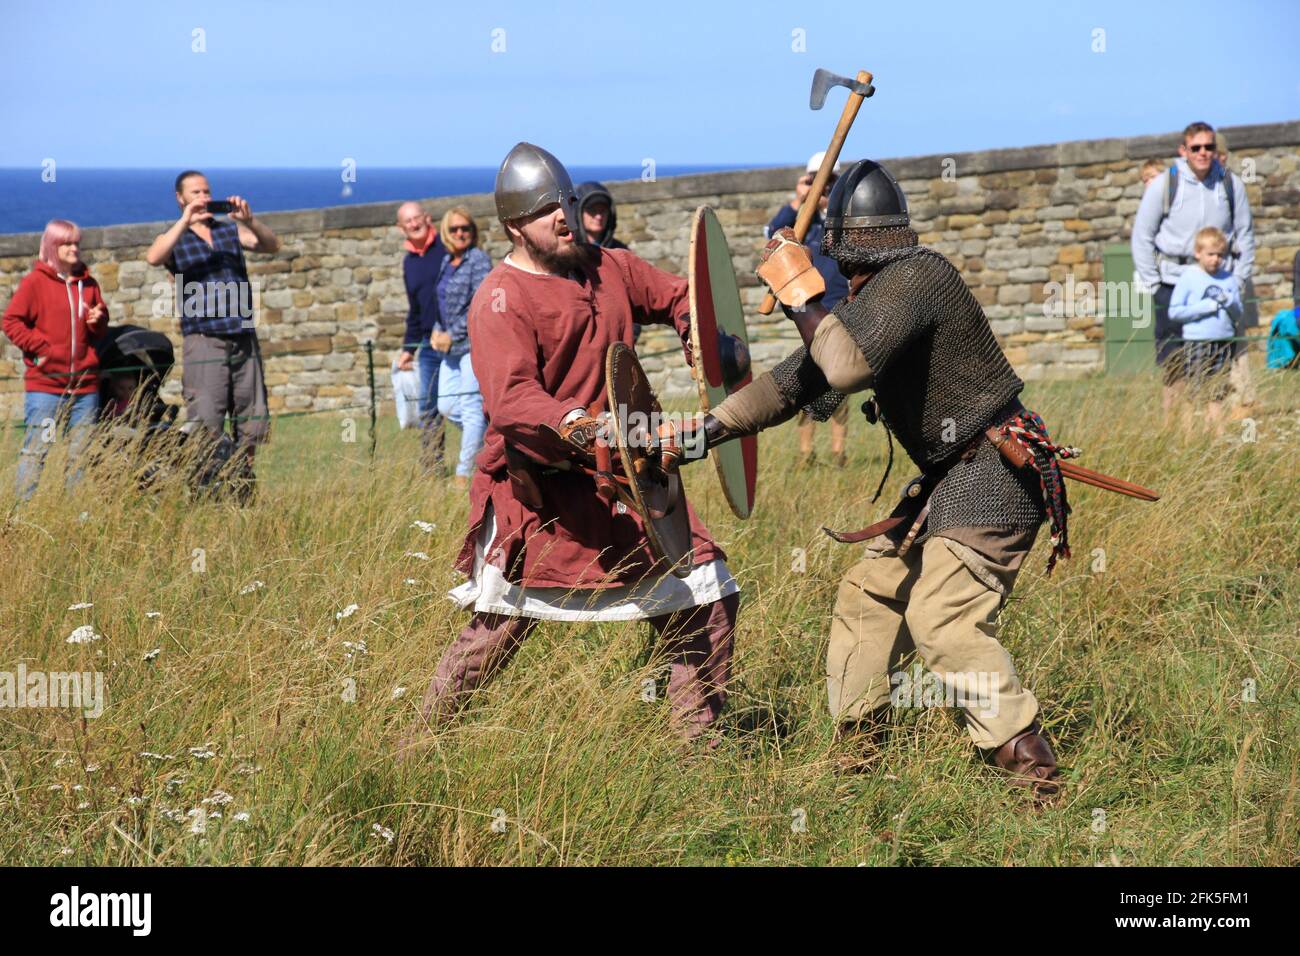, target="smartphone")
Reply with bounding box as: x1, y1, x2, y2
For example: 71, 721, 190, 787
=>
206, 200, 234, 214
